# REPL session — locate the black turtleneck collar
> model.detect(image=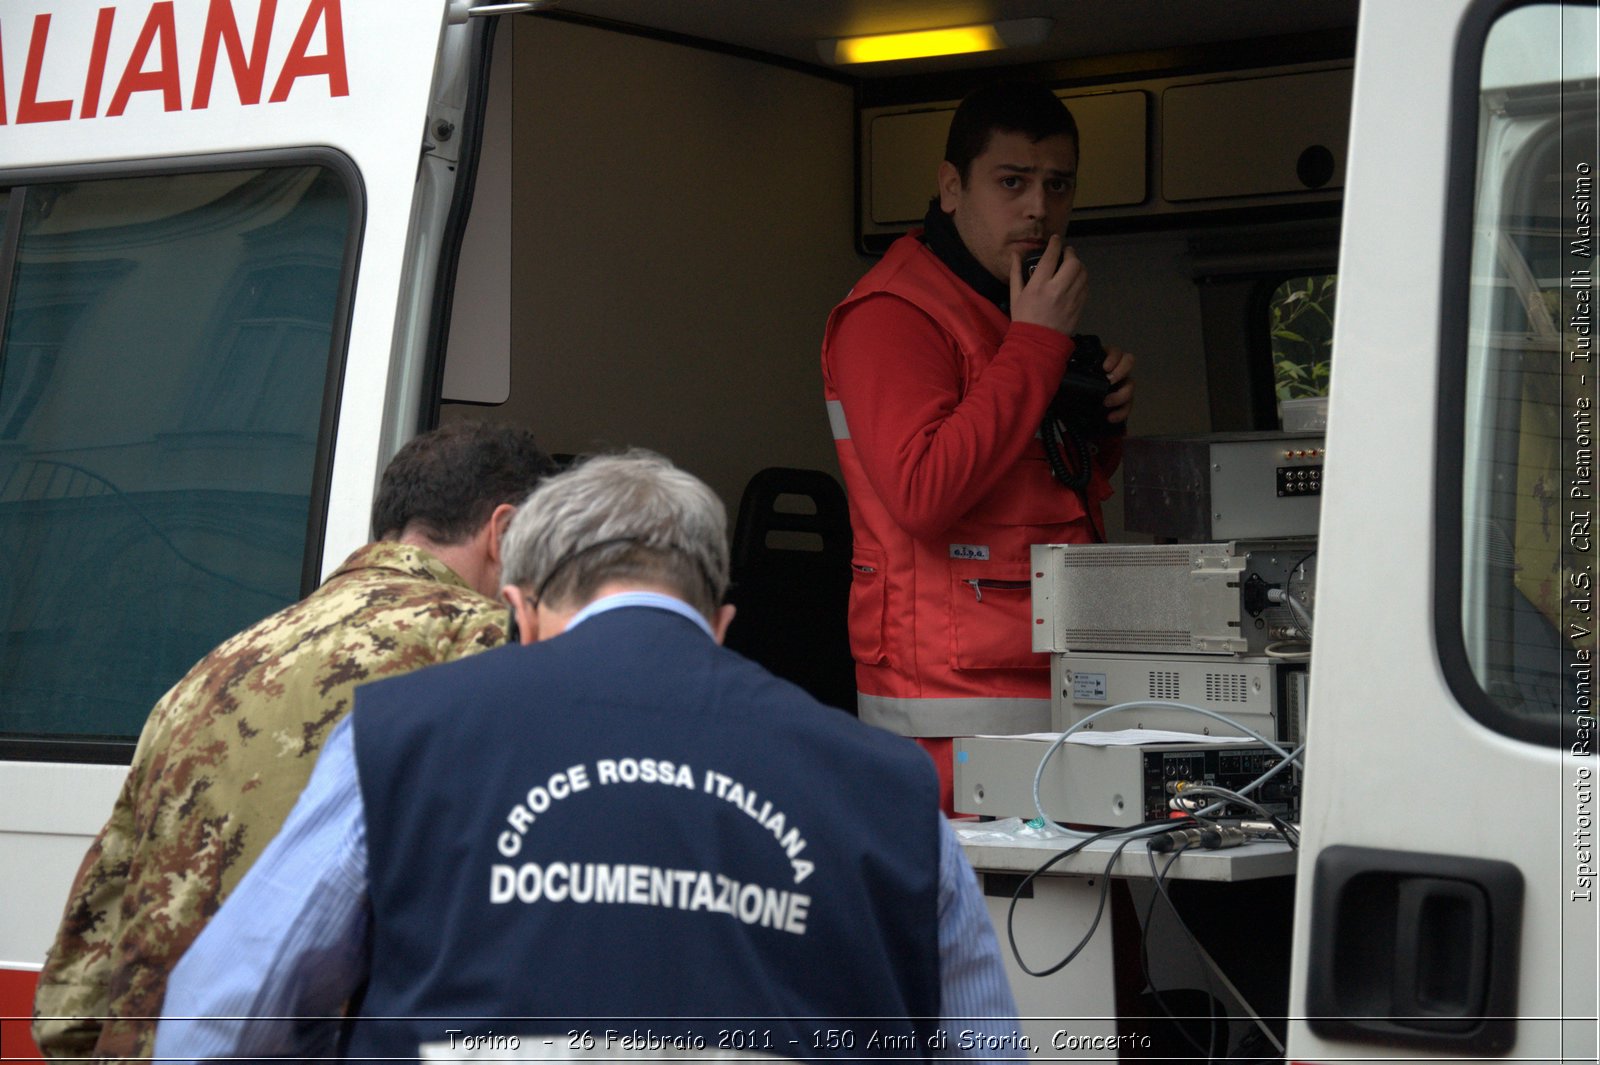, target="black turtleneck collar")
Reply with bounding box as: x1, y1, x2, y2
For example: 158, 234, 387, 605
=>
919, 199, 1011, 313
